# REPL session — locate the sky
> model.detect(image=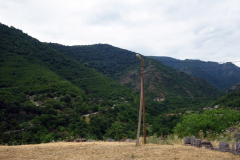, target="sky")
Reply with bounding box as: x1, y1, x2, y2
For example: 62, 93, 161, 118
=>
1, 0, 240, 66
